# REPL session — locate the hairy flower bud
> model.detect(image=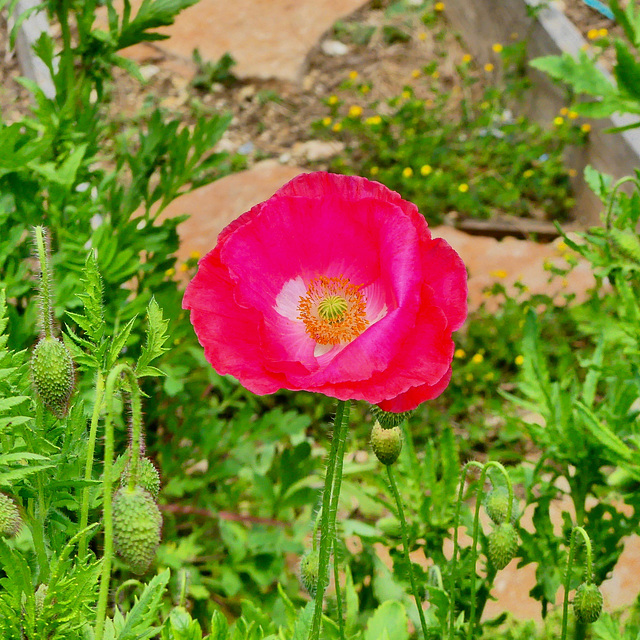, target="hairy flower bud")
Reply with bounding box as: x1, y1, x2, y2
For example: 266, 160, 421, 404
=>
112, 486, 162, 574
370, 421, 402, 465
487, 522, 518, 570
299, 549, 320, 596
370, 405, 414, 428
485, 488, 510, 525
0, 493, 21, 537
573, 582, 603, 624
121, 456, 161, 498
31, 337, 74, 418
